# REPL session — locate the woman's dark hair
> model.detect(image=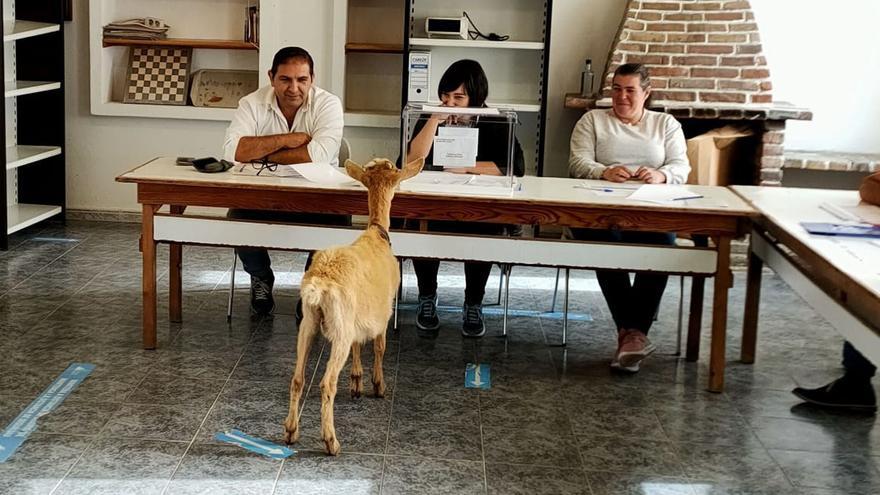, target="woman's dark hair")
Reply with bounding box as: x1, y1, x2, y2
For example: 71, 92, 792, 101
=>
271, 46, 314, 76
438, 59, 489, 107
612, 63, 652, 105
